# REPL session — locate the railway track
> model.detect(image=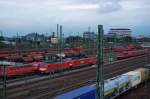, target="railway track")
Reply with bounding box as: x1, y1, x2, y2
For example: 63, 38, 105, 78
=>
0, 74, 41, 85
0, 54, 149, 99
